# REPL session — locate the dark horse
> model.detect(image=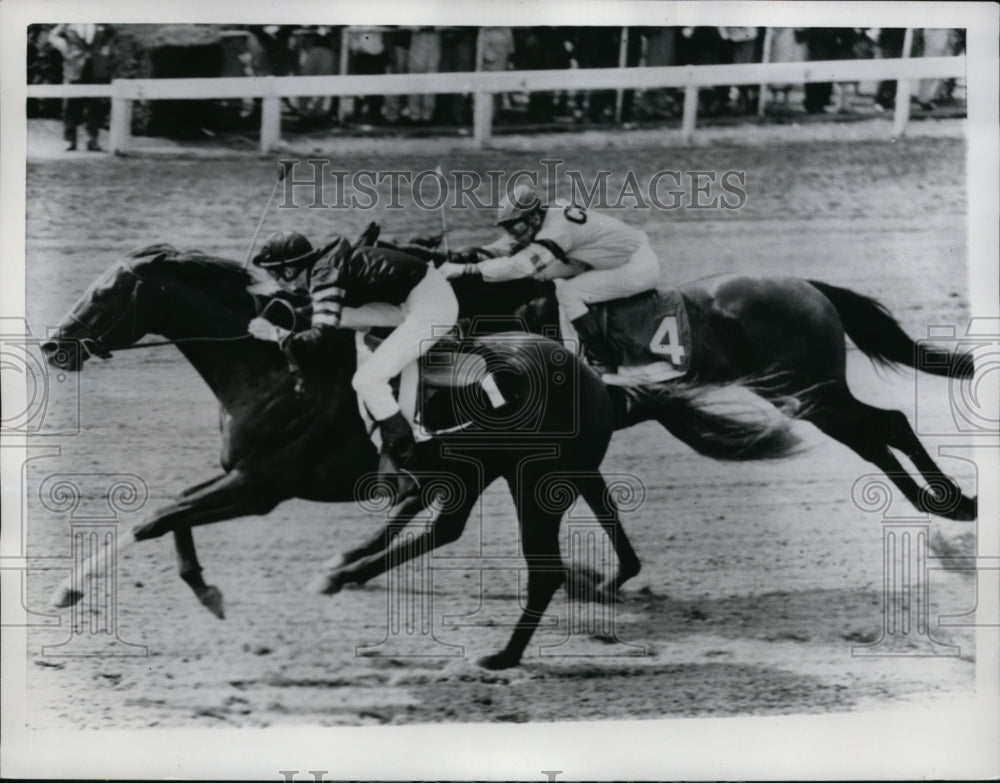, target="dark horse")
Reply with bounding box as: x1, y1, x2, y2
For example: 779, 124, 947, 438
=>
323, 265, 978, 592
42, 245, 796, 669
450, 270, 978, 520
